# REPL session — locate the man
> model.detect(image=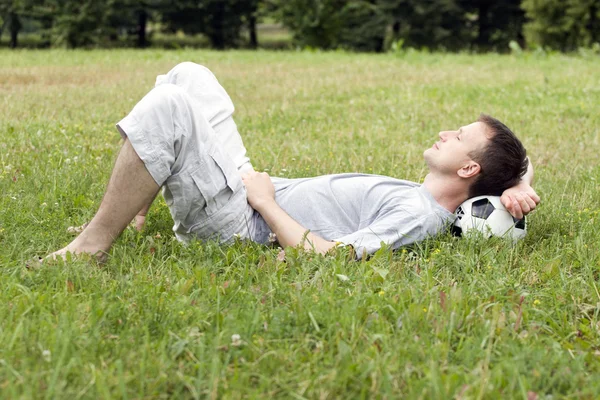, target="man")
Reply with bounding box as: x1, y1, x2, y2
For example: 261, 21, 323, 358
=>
46, 62, 539, 261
